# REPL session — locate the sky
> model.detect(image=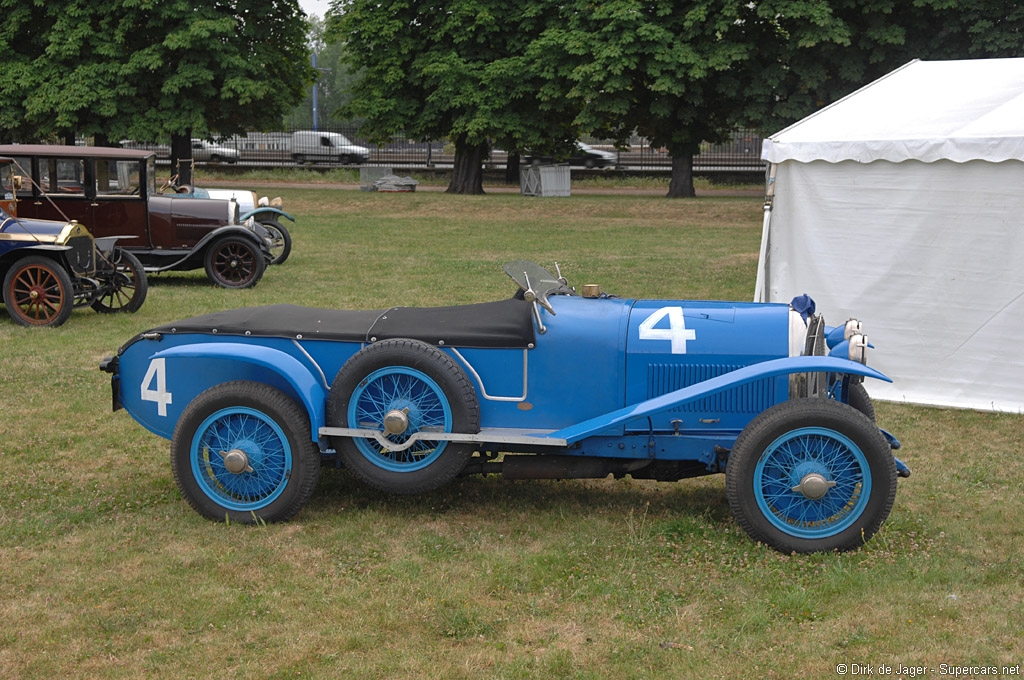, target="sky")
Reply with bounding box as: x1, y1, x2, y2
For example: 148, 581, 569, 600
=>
298, 0, 332, 20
